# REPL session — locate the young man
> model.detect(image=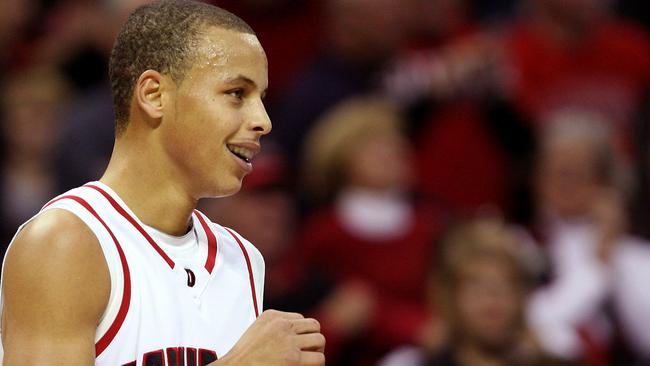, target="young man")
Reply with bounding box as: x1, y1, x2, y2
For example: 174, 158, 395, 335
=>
0, 1, 325, 365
